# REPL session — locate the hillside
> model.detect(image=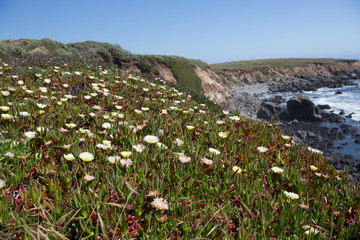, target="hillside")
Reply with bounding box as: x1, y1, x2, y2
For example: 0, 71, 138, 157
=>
0, 57, 360, 239
2, 39, 360, 112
